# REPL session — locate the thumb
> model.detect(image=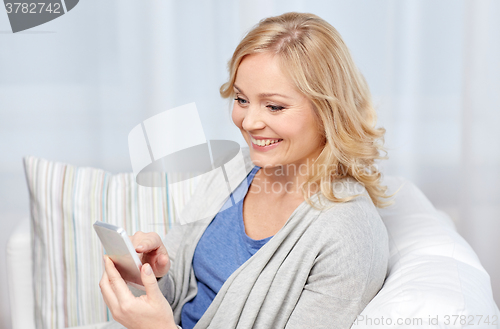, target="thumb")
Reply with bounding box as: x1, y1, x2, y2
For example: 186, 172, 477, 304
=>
141, 263, 164, 302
